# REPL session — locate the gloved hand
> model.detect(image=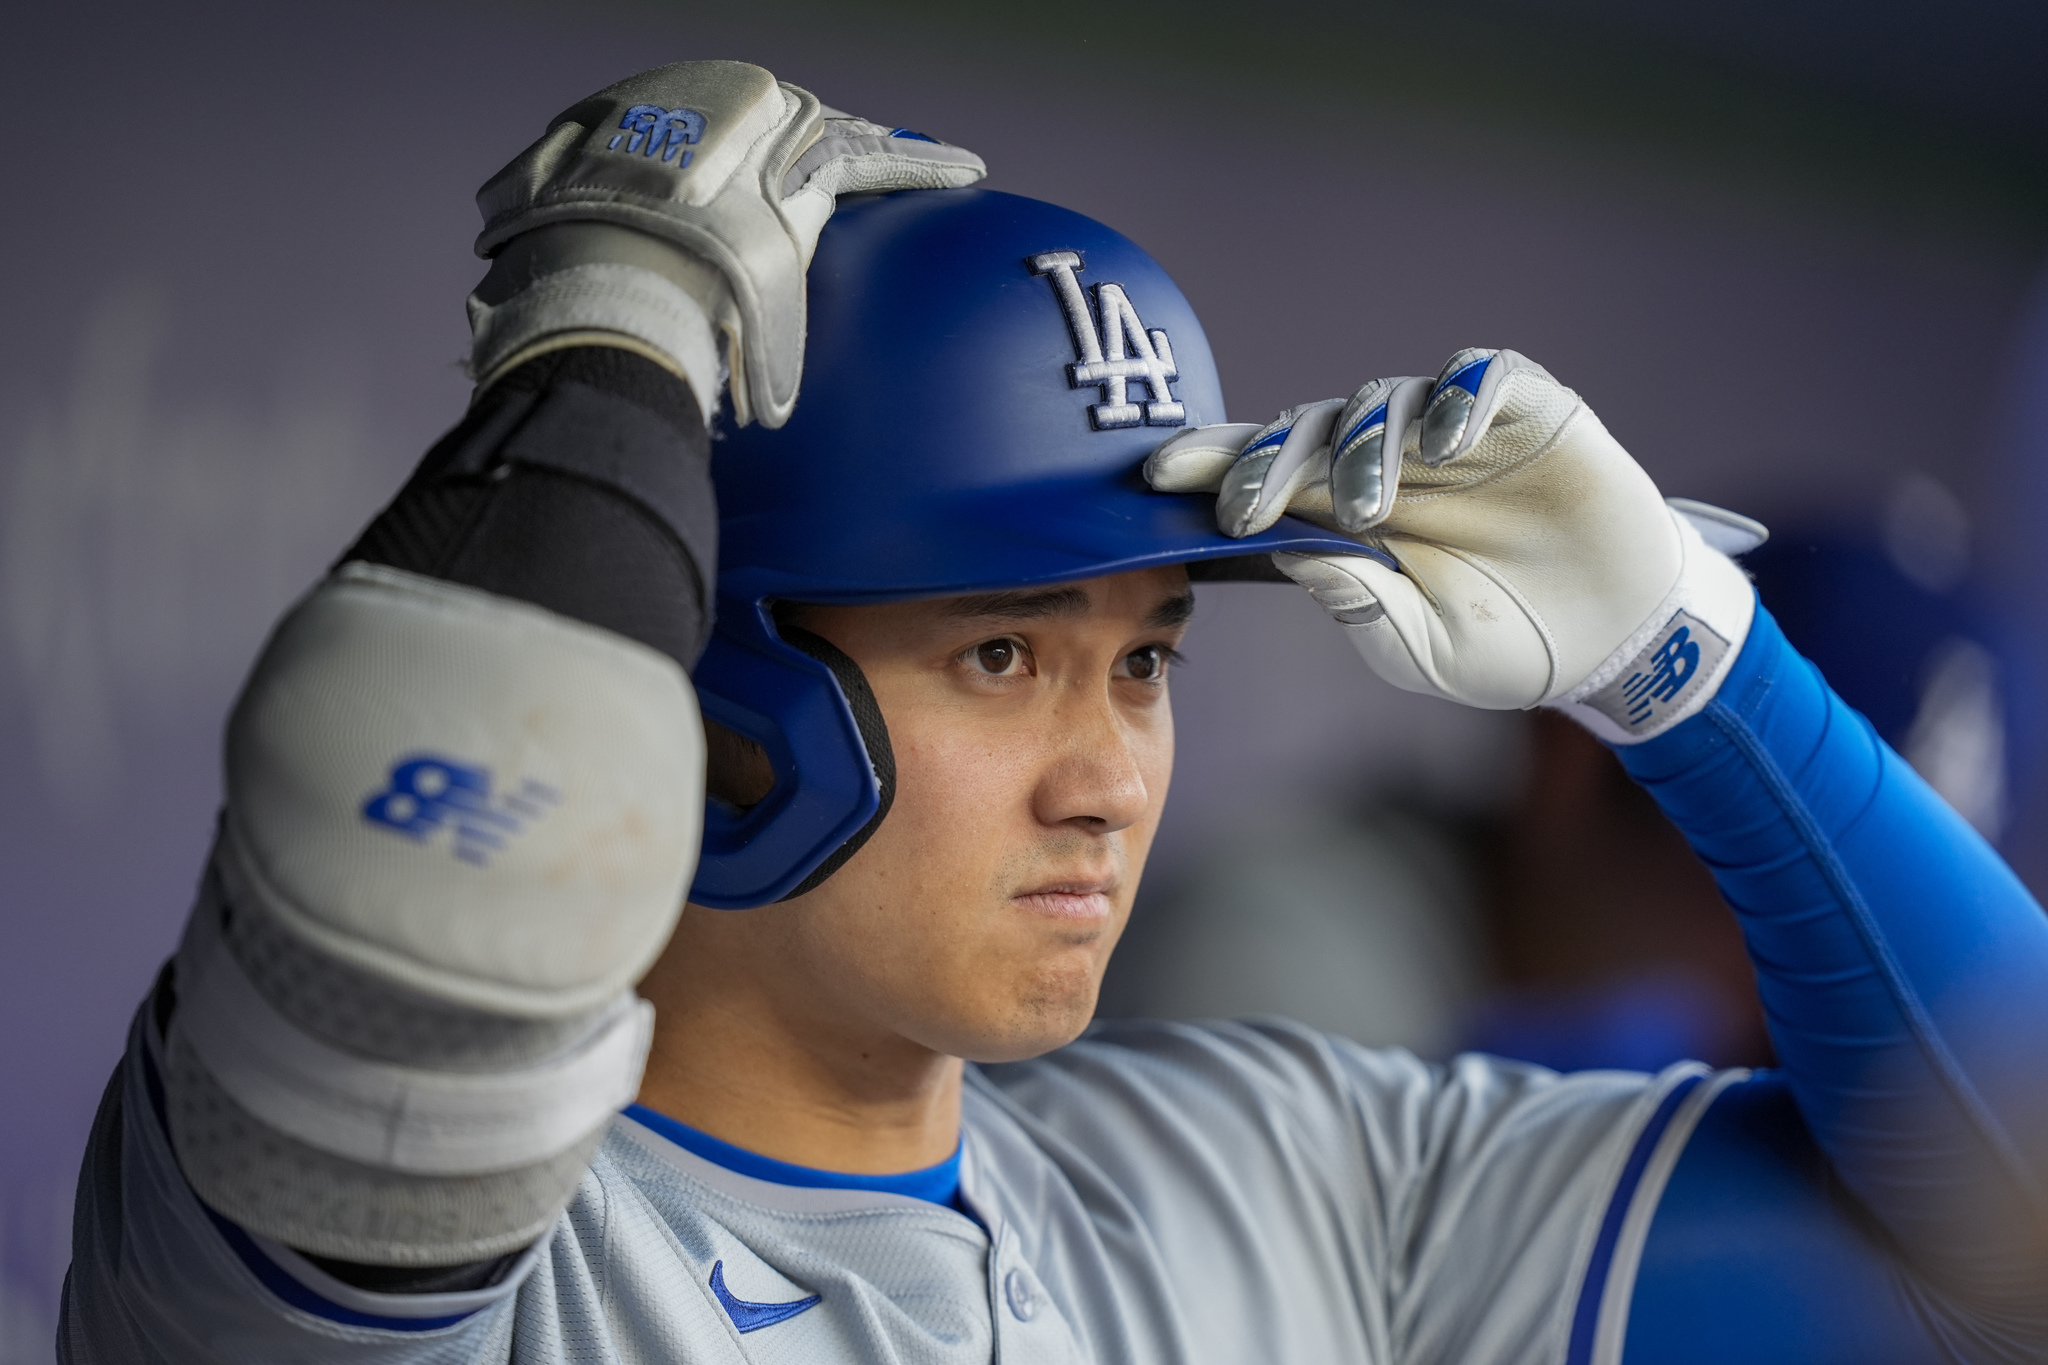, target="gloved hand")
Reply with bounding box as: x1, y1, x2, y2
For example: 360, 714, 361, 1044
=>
1147, 348, 1765, 742
467, 60, 985, 425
